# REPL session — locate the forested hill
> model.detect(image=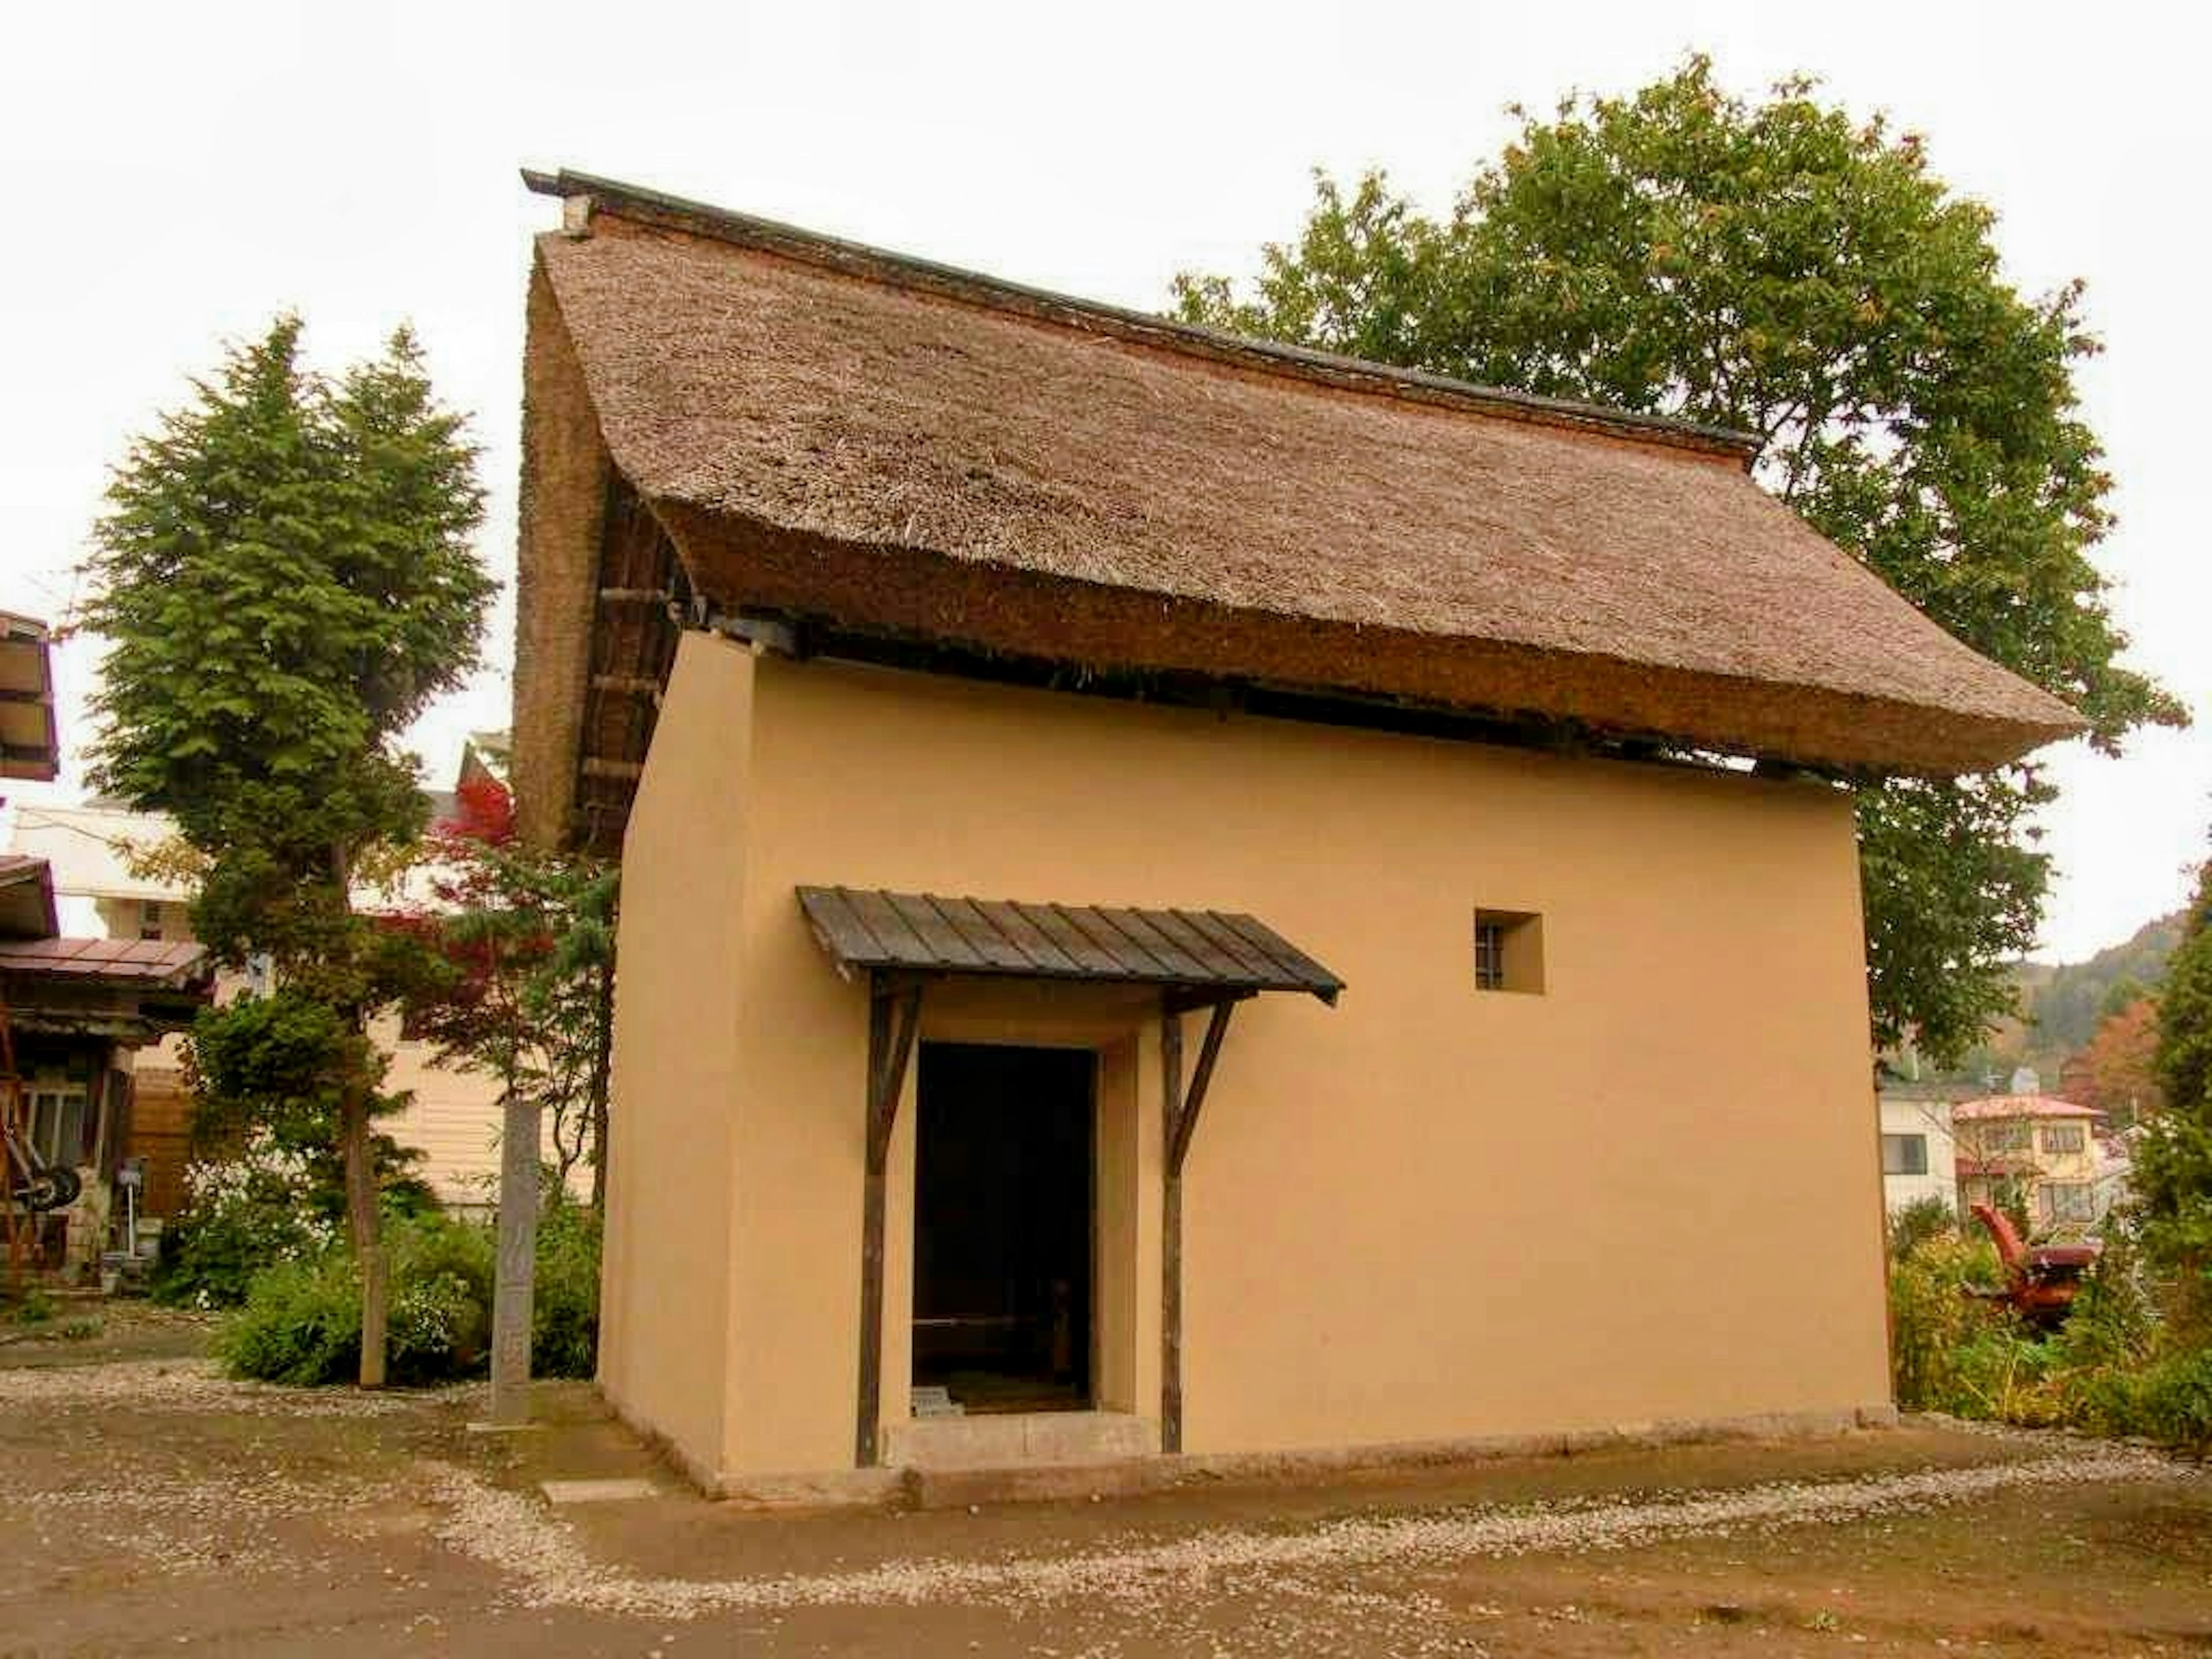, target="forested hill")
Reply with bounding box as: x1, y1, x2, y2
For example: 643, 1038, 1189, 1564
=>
2018, 911, 2186, 1052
